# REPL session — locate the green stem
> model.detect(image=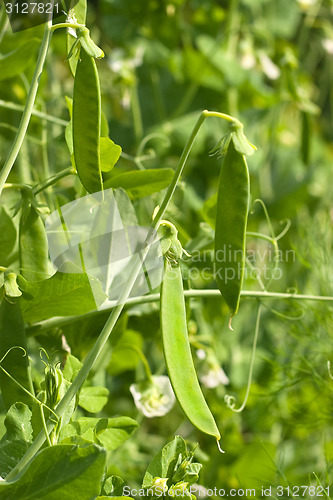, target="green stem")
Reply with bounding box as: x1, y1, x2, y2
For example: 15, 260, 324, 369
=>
18, 137, 33, 184
33, 167, 75, 195
51, 22, 85, 31
27, 289, 333, 337
0, 100, 68, 126
0, 21, 53, 197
